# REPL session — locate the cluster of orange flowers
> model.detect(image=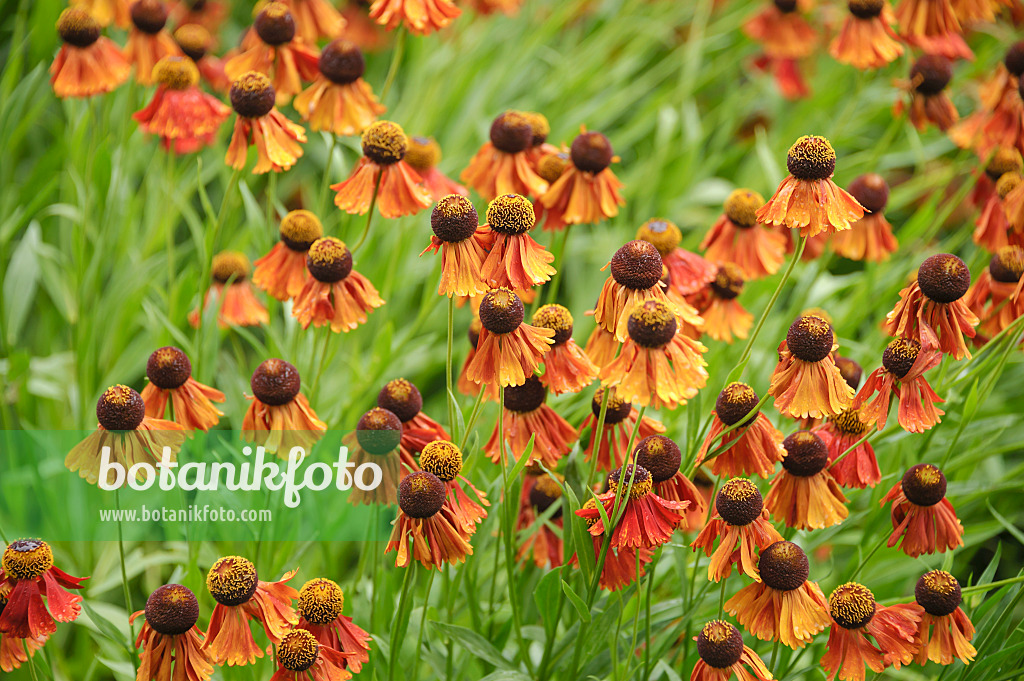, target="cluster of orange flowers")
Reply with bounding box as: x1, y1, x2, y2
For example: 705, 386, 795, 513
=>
36, 1, 1024, 680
